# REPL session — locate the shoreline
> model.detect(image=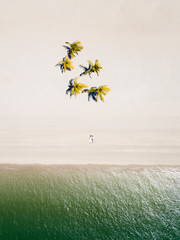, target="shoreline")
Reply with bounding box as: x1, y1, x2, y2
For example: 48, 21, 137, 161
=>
0, 163, 180, 171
